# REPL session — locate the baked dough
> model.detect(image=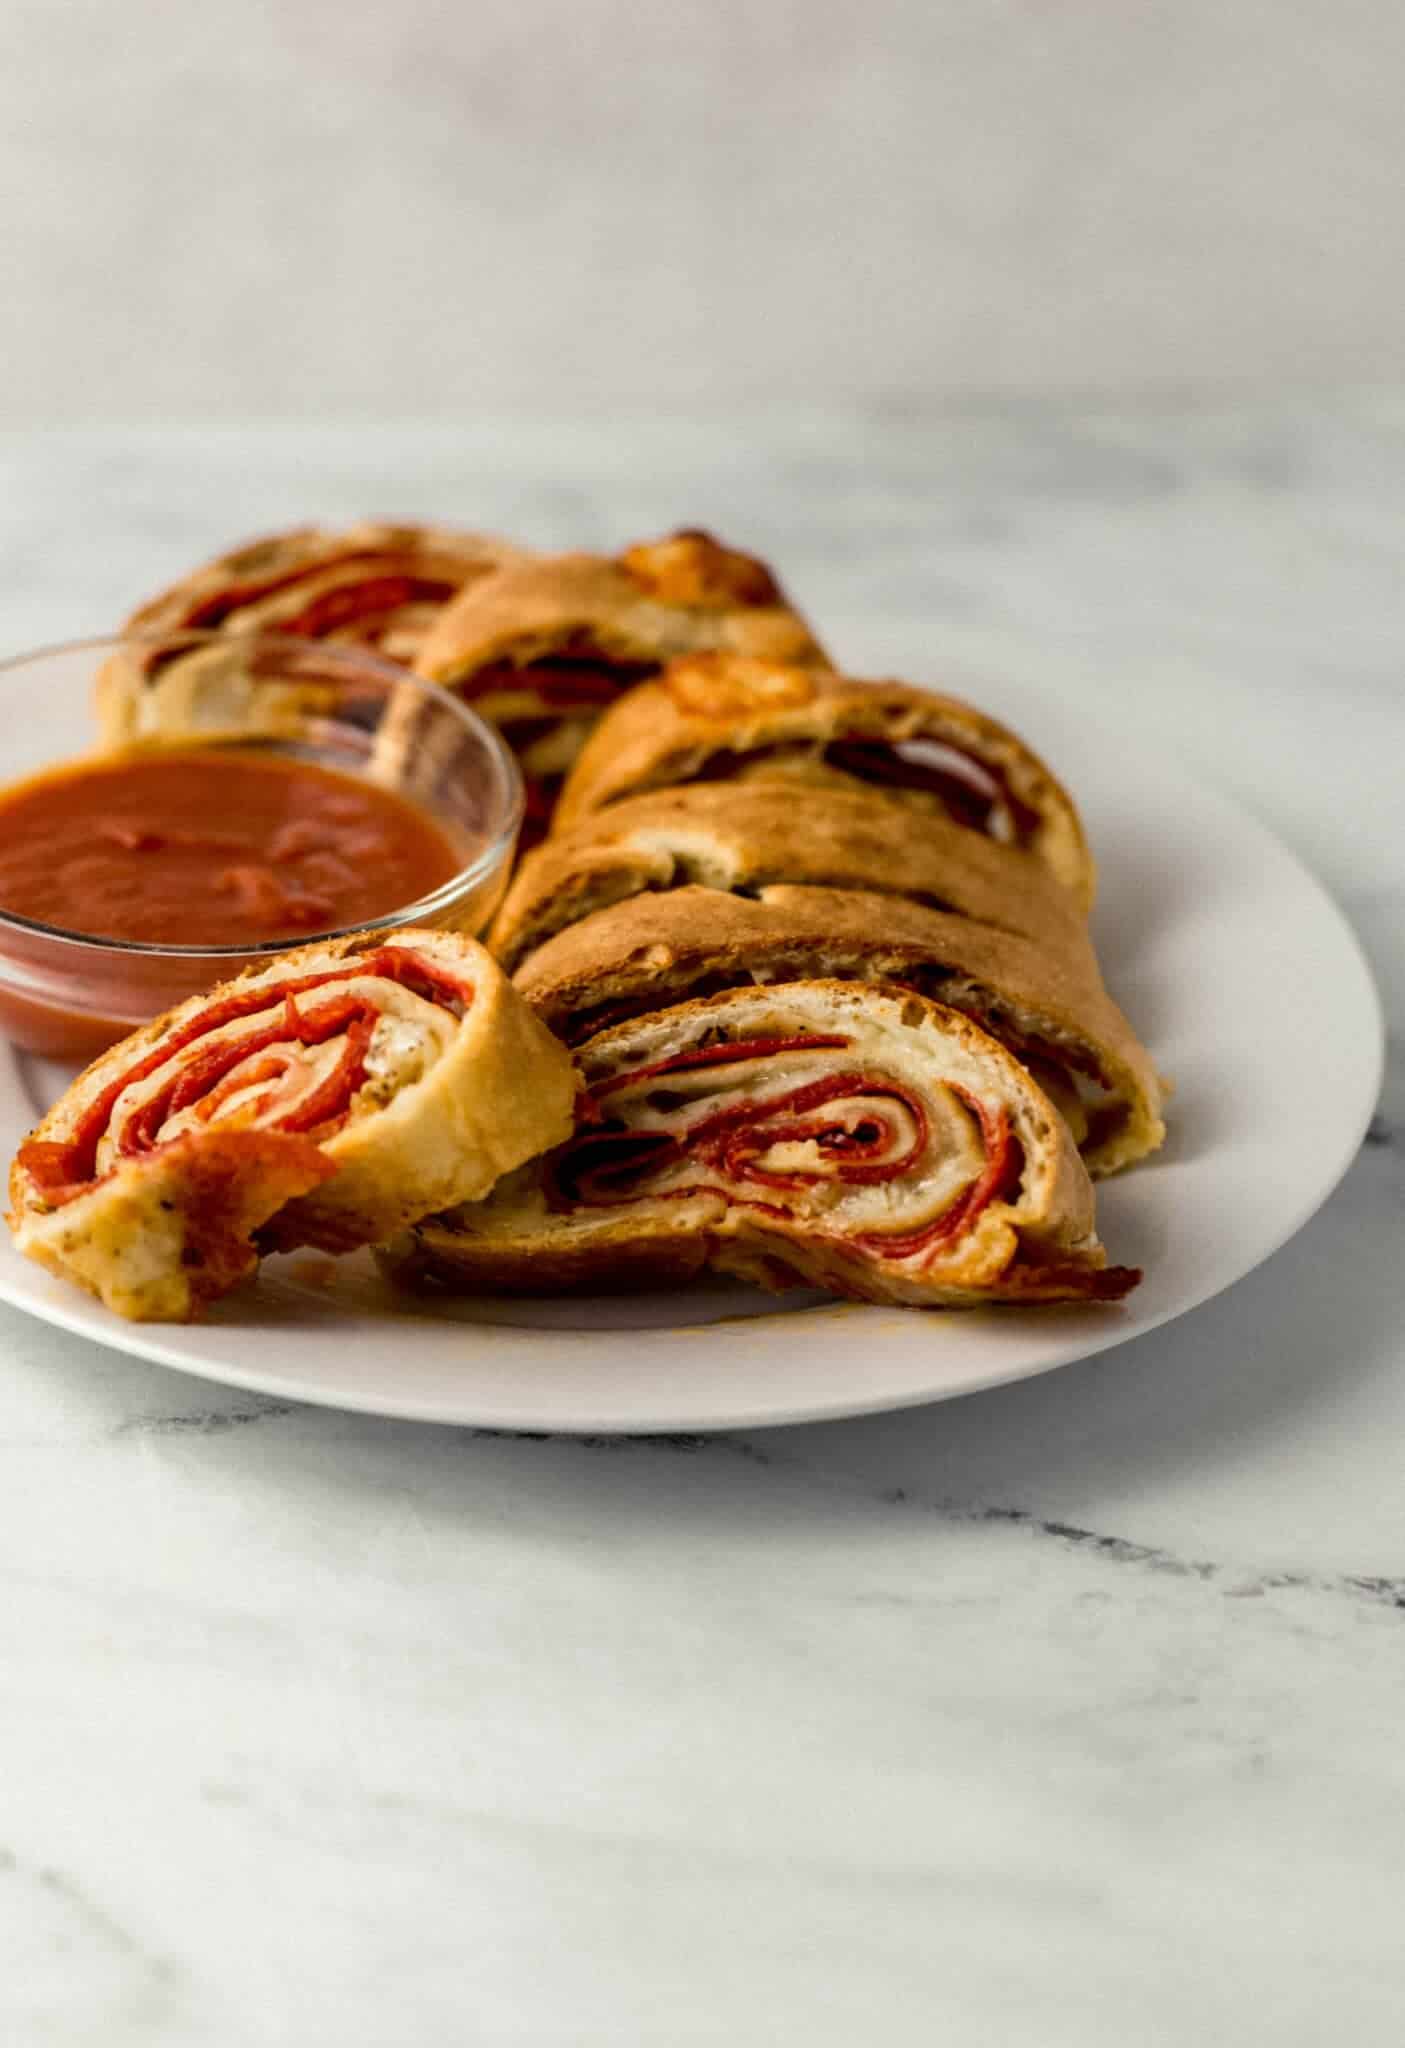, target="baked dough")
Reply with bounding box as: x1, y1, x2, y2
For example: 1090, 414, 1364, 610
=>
387, 981, 1139, 1307
513, 886, 1163, 1176
7, 930, 576, 1321
553, 653, 1094, 906
100, 522, 526, 744
413, 530, 830, 840
489, 780, 1091, 975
